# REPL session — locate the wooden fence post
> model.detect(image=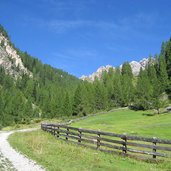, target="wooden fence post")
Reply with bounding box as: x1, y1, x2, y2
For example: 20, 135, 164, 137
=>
78, 129, 82, 143
122, 135, 127, 155
152, 137, 157, 159
50, 125, 53, 134
57, 126, 60, 138
53, 126, 55, 136
66, 128, 69, 140
97, 133, 101, 149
